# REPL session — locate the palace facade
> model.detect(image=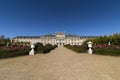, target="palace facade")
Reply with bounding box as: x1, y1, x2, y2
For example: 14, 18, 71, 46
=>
12, 32, 97, 46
